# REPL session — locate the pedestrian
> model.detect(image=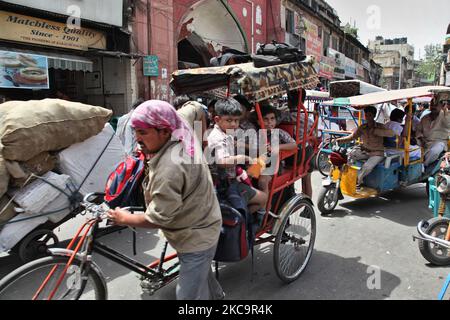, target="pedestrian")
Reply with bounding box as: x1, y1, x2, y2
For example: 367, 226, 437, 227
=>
107, 100, 224, 300
416, 98, 450, 168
